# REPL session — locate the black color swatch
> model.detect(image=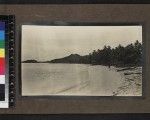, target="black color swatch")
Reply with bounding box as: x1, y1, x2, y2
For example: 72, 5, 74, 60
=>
0, 84, 5, 101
